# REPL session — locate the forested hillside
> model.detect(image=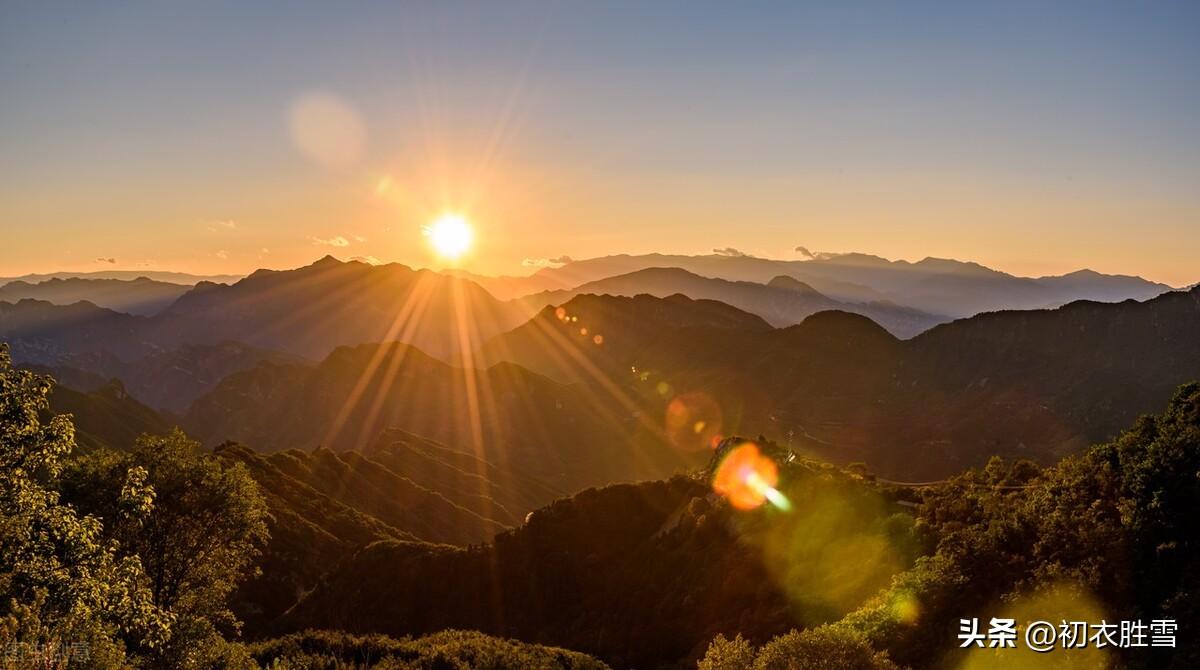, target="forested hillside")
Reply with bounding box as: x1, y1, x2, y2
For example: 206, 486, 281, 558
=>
486, 286, 1200, 479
